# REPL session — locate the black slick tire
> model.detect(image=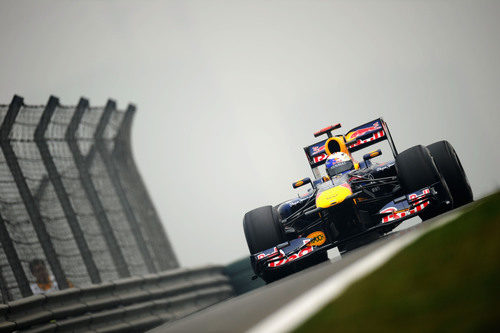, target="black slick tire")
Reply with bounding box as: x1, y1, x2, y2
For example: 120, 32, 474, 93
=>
395, 145, 451, 220
243, 206, 285, 254
426, 140, 473, 208
243, 206, 287, 283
